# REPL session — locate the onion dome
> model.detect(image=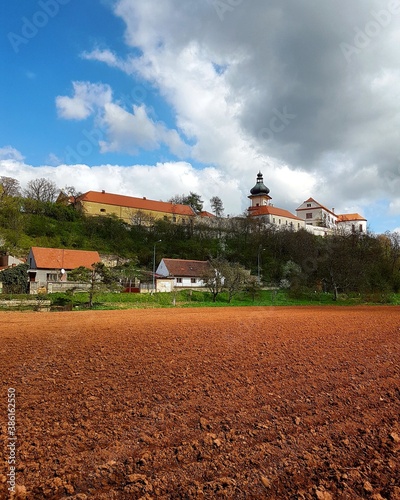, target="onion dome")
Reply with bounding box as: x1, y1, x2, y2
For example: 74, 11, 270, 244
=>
250, 172, 270, 195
